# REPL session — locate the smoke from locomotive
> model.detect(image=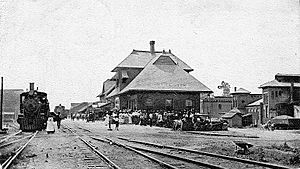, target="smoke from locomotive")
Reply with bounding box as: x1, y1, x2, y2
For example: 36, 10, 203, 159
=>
17, 83, 50, 131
